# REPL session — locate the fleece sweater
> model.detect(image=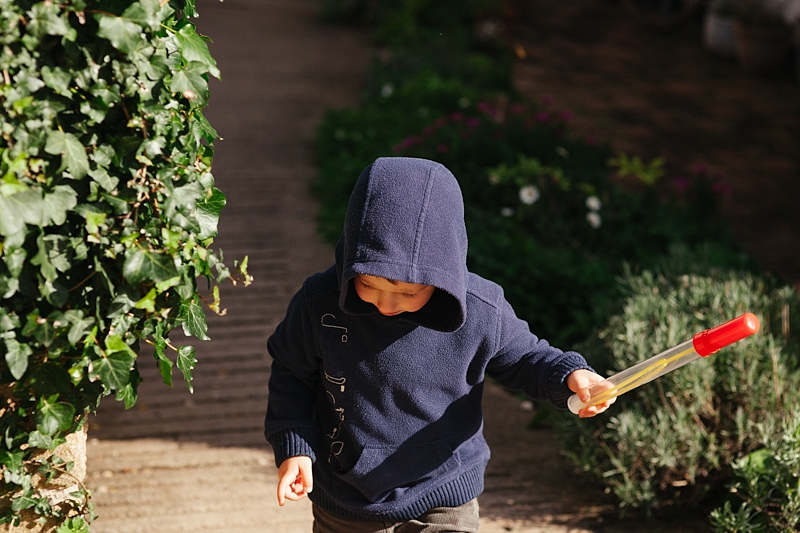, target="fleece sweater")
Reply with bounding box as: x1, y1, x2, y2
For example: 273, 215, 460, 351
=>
264, 157, 592, 521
